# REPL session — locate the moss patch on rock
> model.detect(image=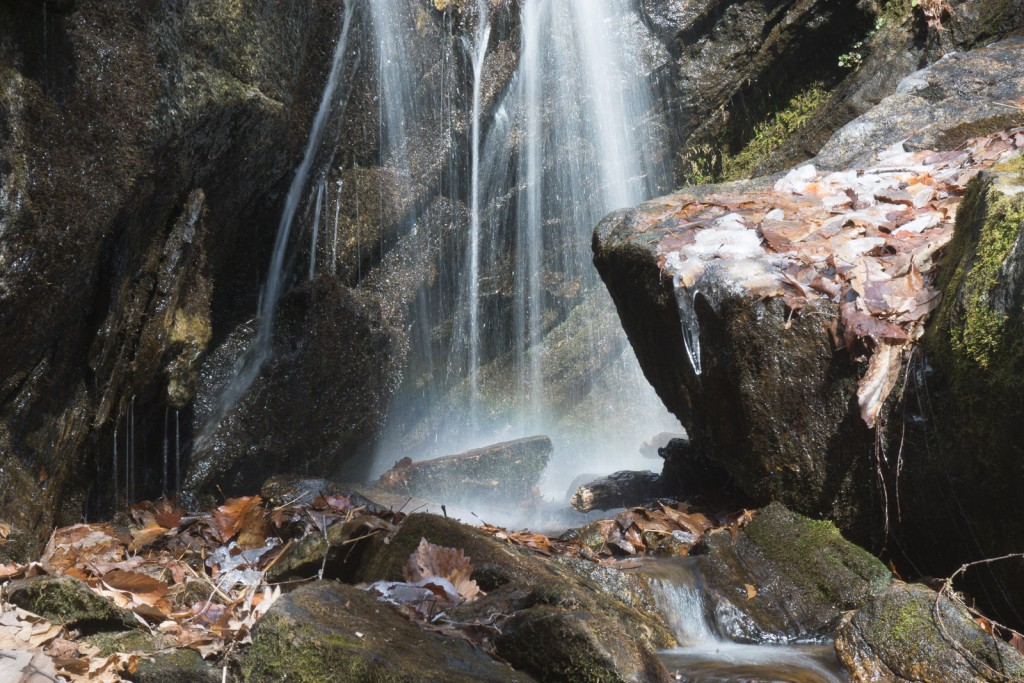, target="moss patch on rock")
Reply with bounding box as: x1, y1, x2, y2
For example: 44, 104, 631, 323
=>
695, 503, 892, 639
4, 576, 136, 633
238, 581, 529, 683
836, 582, 1024, 682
